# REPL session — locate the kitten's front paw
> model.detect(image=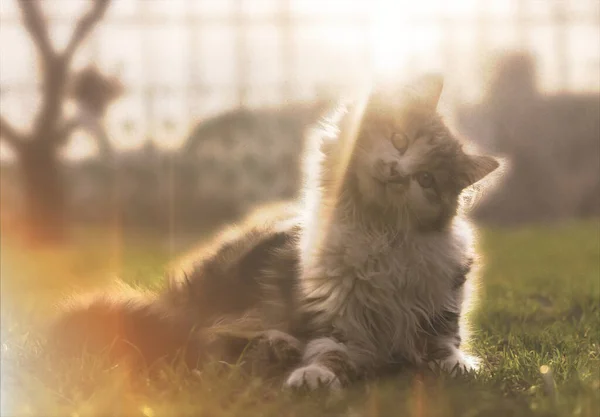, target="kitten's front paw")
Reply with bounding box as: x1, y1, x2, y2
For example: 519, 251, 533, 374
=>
435, 351, 481, 375
285, 364, 341, 391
